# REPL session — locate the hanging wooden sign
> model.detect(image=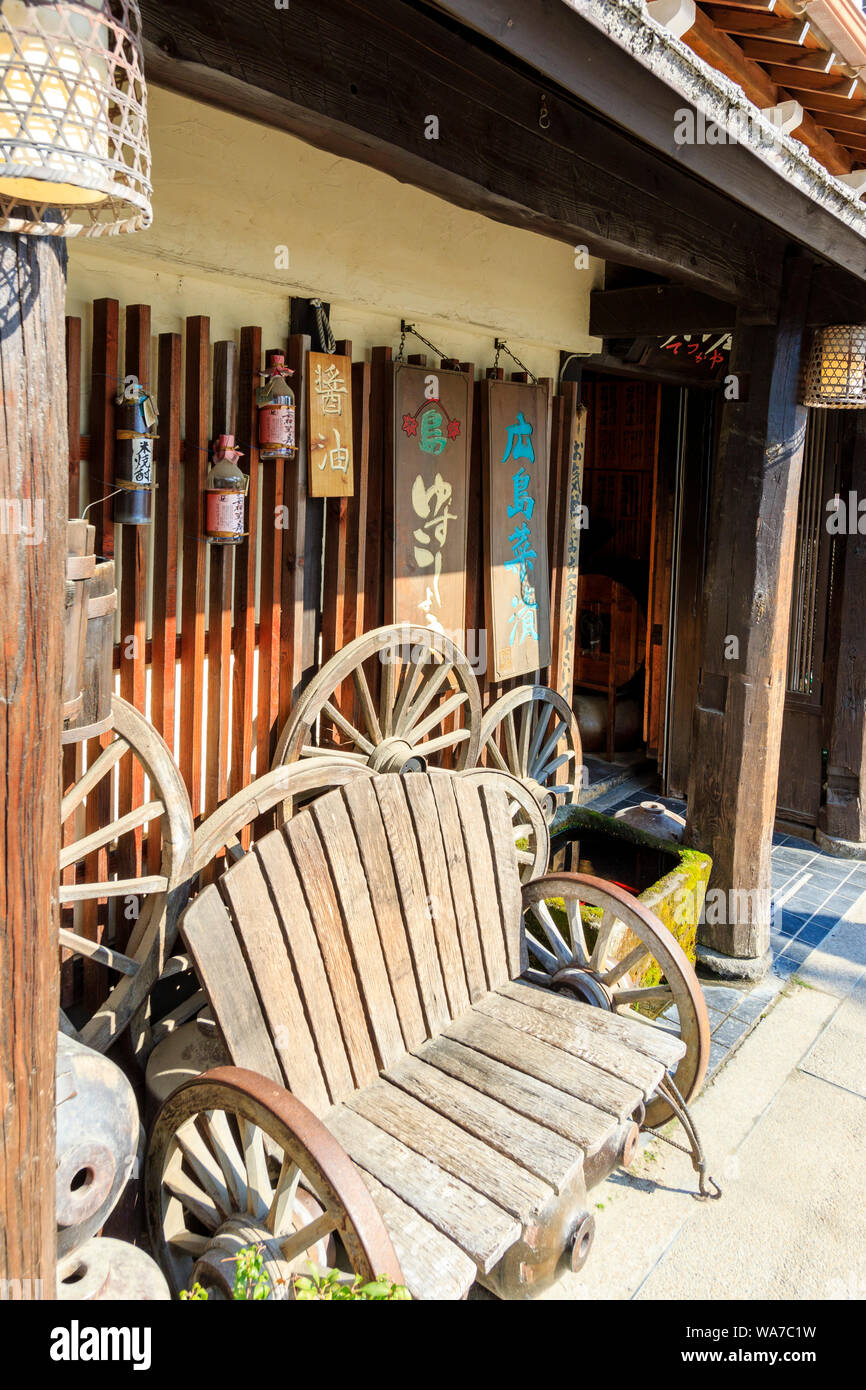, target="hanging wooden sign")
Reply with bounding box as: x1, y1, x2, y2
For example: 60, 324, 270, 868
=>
387, 362, 471, 638
307, 350, 354, 497
482, 378, 552, 681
